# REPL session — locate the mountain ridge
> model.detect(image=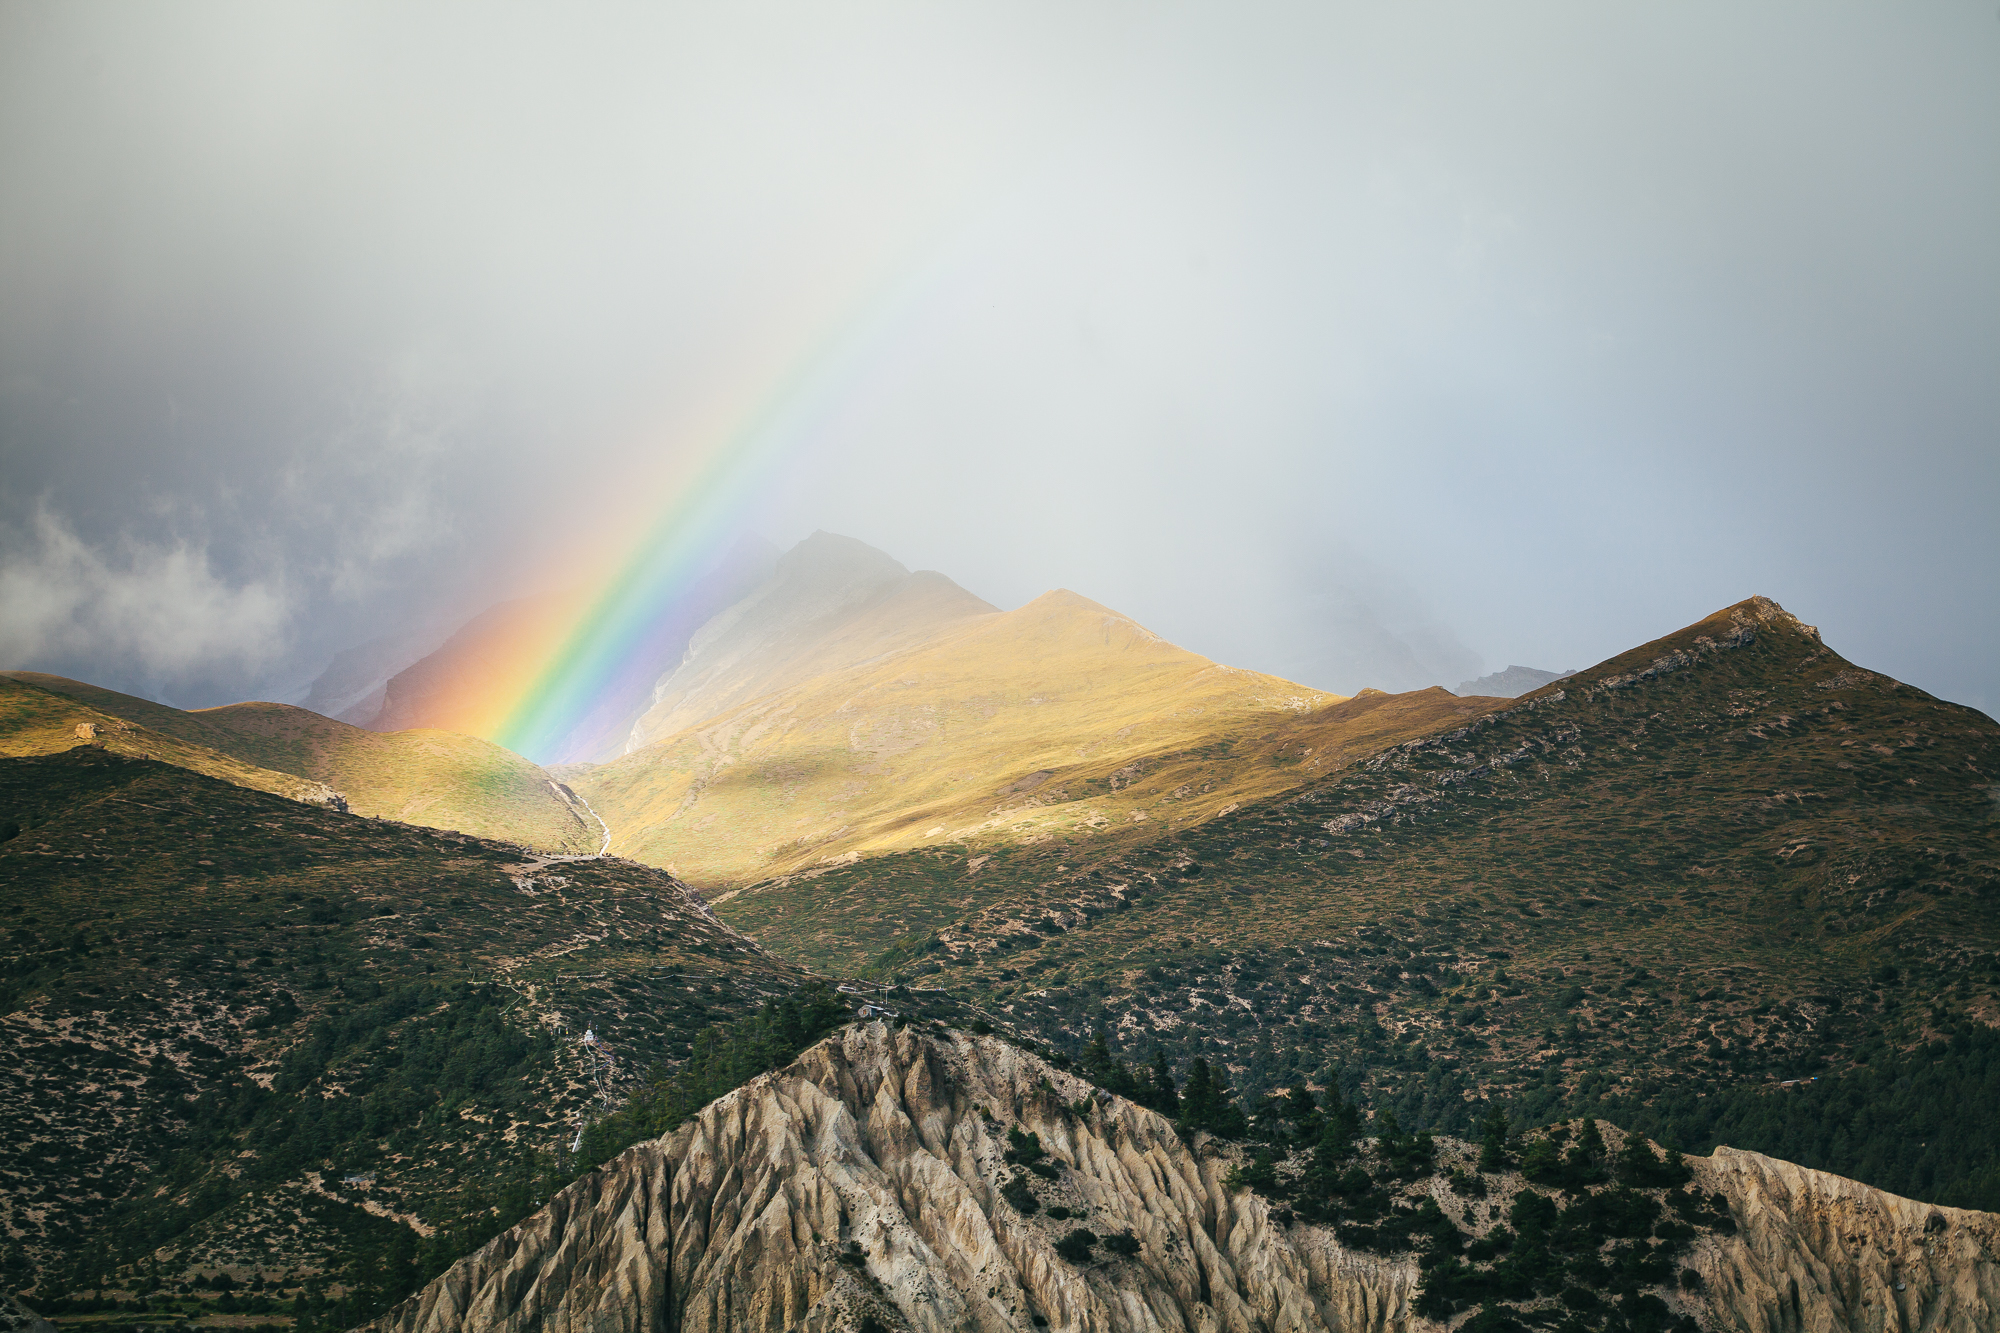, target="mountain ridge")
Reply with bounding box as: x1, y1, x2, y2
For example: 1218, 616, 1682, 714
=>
0, 747, 807, 1305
